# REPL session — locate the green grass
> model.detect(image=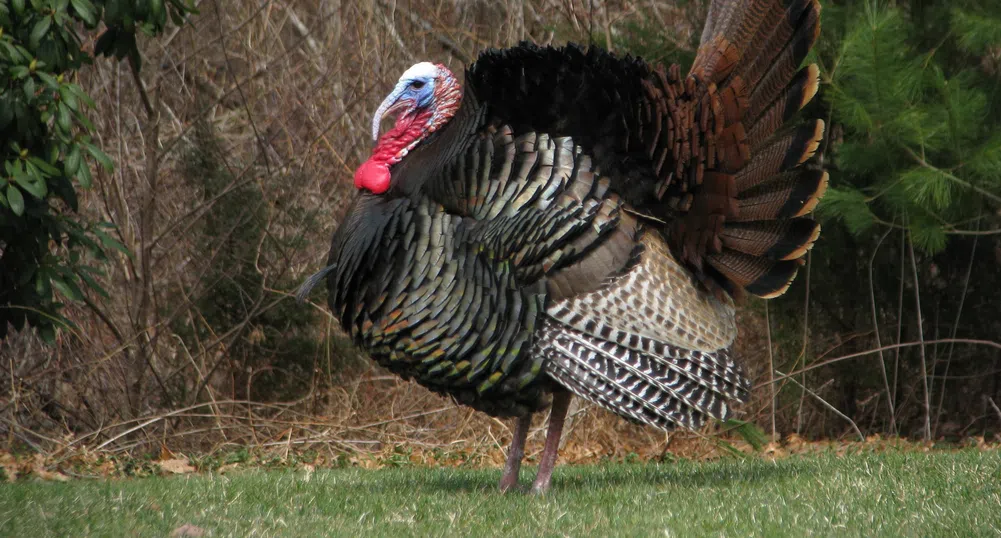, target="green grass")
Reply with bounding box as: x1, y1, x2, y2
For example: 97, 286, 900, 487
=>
2, 450, 999, 537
